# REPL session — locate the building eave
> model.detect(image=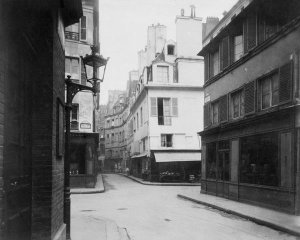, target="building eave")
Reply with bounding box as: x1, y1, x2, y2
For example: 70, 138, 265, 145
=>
62, 0, 83, 27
